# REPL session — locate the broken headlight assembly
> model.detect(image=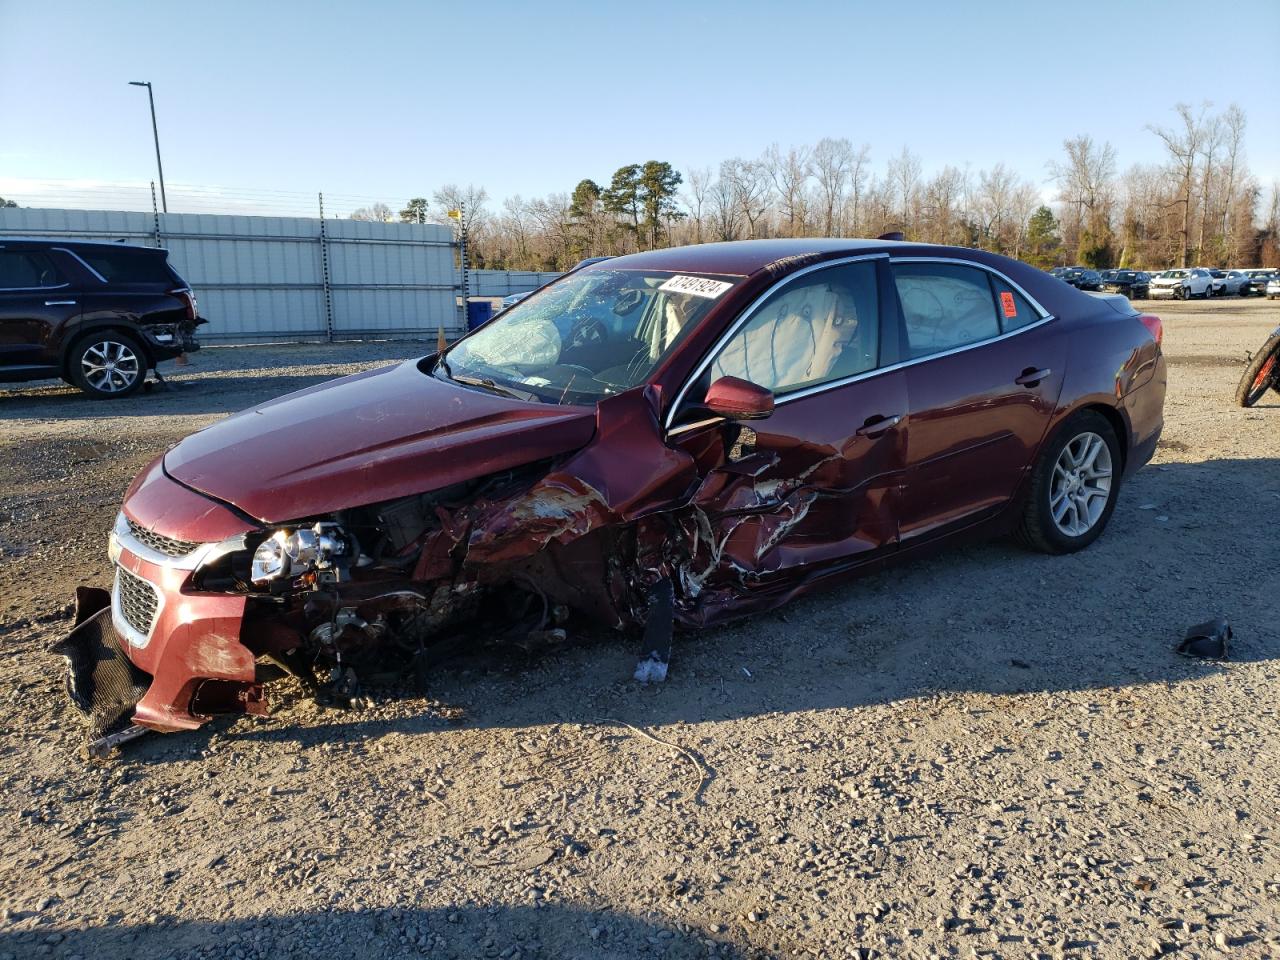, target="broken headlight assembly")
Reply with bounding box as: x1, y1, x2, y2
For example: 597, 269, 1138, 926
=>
250, 522, 355, 586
